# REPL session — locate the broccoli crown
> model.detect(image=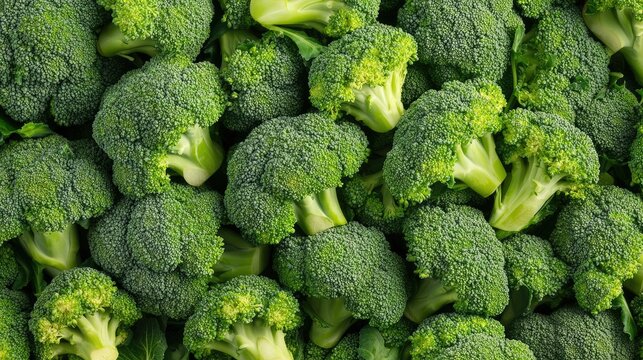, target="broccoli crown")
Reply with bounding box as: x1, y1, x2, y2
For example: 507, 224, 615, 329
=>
0, 243, 20, 289
274, 222, 408, 328
551, 185, 643, 313
225, 113, 369, 244
328, 333, 359, 360
401, 64, 432, 108
220, 0, 255, 29
30, 268, 141, 360
0, 135, 115, 242
398, 0, 522, 85
0, 0, 125, 126
632, 295, 643, 328
0, 289, 31, 360
631, 124, 643, 184
509, 306, 637, 360
426, 185, 486, 208
183, 275, 302, 359
384, 79, 506, 205
403, 204, 509, 317
221, 31, 308, 132
514, 0, 555, 18
93, 56, 228, 198
89, 183, 225, 319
